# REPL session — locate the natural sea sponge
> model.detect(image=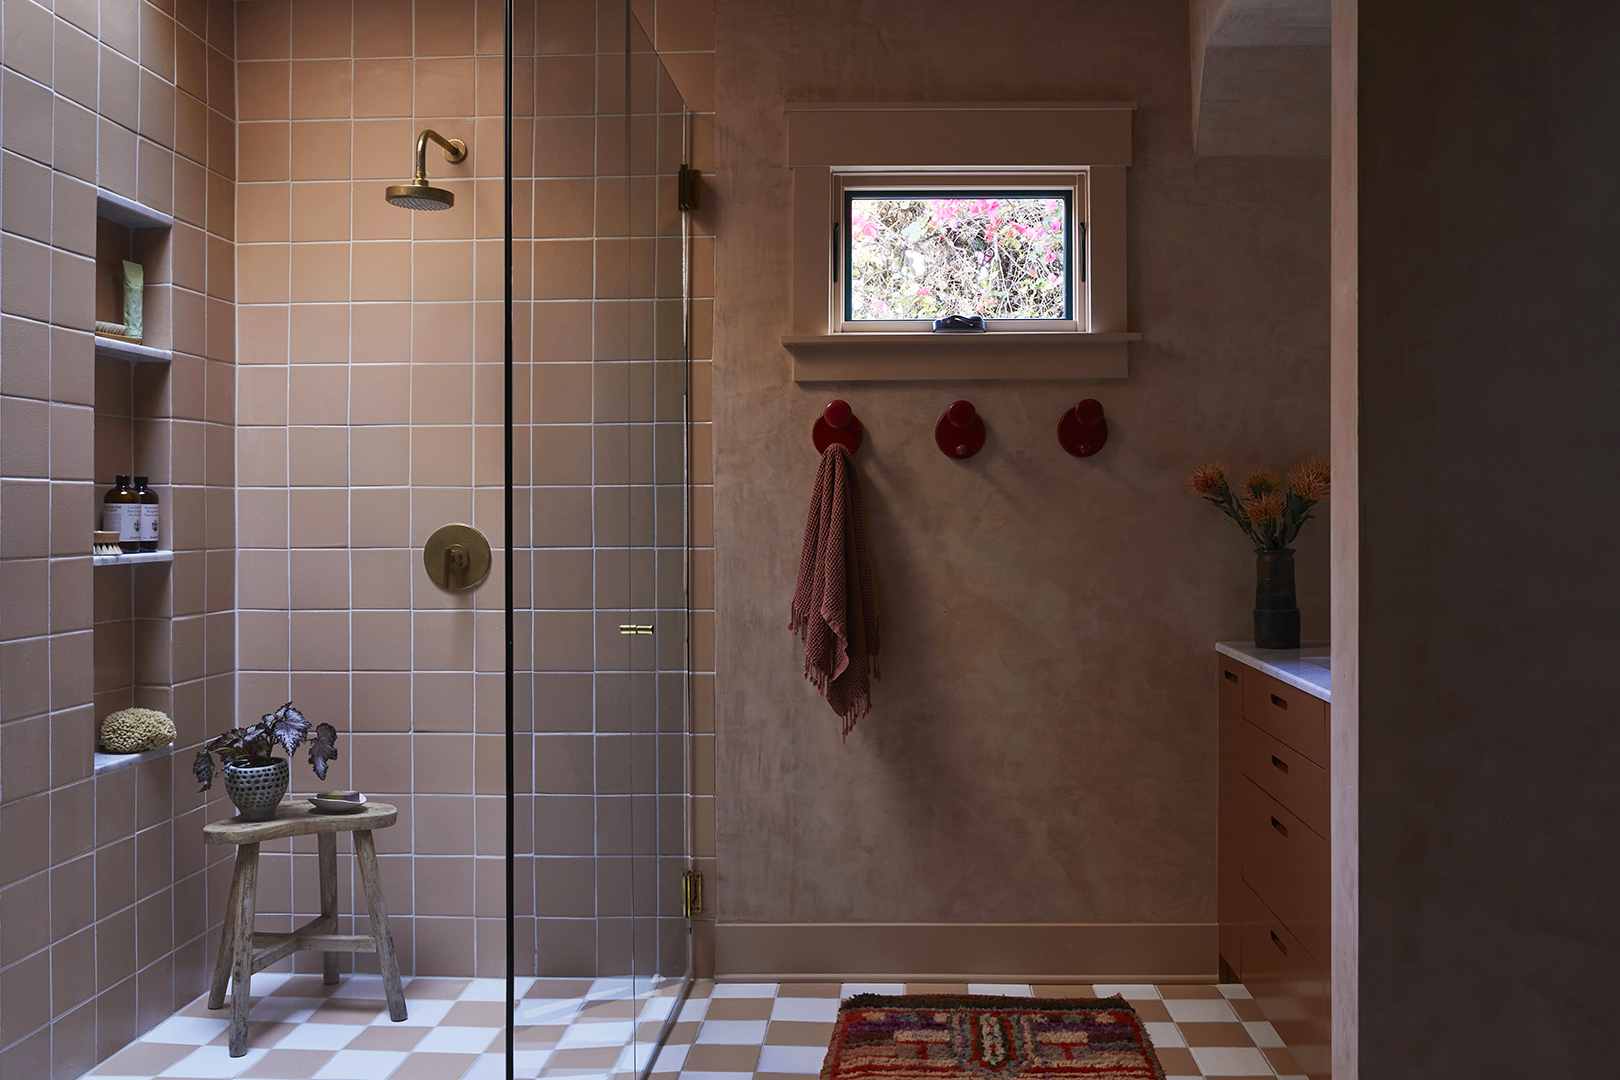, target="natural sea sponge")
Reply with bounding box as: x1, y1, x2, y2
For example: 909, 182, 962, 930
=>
99, 708, 177, 754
